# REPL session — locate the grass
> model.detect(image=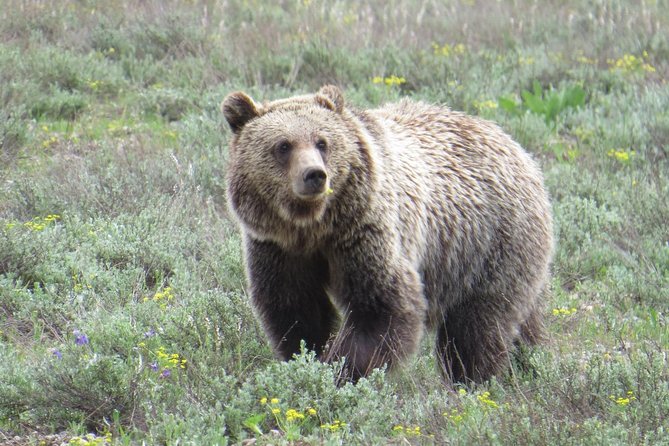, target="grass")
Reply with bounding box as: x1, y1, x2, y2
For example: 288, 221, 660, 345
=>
1, 0, 668, 444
